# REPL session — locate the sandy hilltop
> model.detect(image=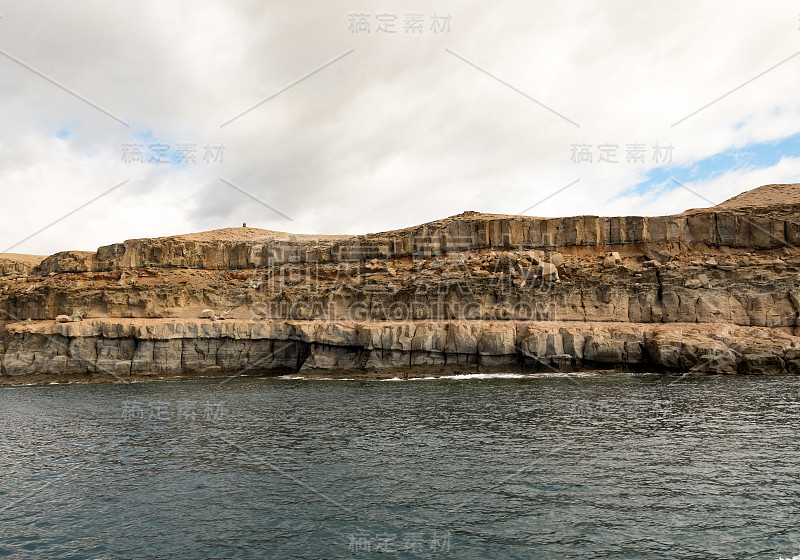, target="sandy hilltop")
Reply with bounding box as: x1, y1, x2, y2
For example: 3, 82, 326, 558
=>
1, 183, 800, 383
